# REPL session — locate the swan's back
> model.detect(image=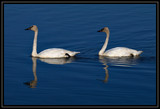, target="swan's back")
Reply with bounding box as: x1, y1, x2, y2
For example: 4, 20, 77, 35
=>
104, 47, 143, 57
38, 48, 80, 58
